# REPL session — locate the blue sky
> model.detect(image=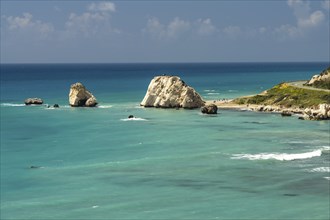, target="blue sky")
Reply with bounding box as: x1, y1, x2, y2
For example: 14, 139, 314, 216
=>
1, 0, 329, 63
